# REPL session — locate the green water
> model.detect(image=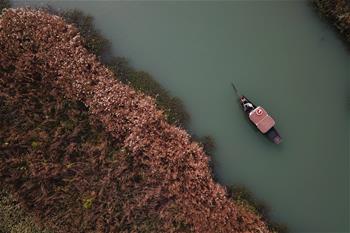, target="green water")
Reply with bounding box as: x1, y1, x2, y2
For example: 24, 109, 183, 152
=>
13, 1, 350, 232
